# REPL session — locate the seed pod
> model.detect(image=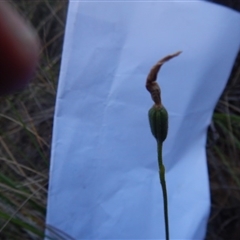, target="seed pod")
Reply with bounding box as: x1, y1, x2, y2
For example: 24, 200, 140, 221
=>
148, 104, 168, 143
